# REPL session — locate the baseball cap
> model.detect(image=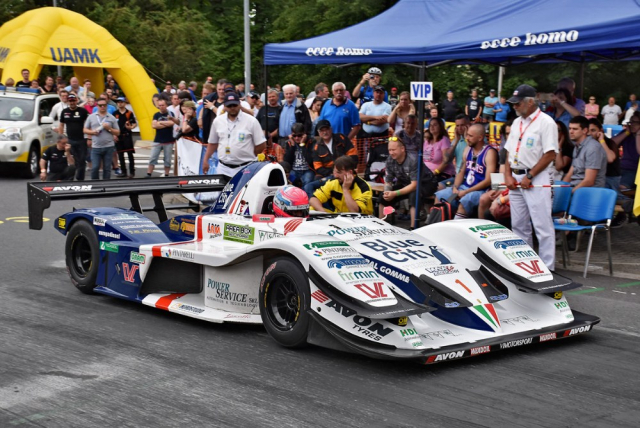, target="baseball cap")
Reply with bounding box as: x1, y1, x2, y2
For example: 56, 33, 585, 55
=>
507, 84, 536, 103
182, 100, 196, 109
224, 93, 240, 106
374, 85, 385, 92
391, 87, 397, 91
67, 93, 77, 100
316, 119, 331, 130
116, 96, 126, 102
248, 91, 259, 99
